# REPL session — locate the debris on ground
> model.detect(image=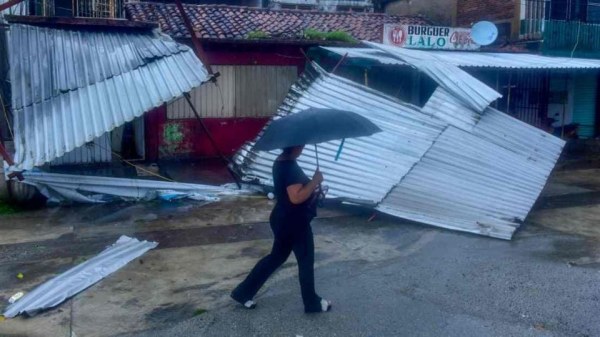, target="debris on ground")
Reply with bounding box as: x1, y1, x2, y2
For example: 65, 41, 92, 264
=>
3, 236, 158, 318
21, 171, 253, 204
8, 292, 25, 304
